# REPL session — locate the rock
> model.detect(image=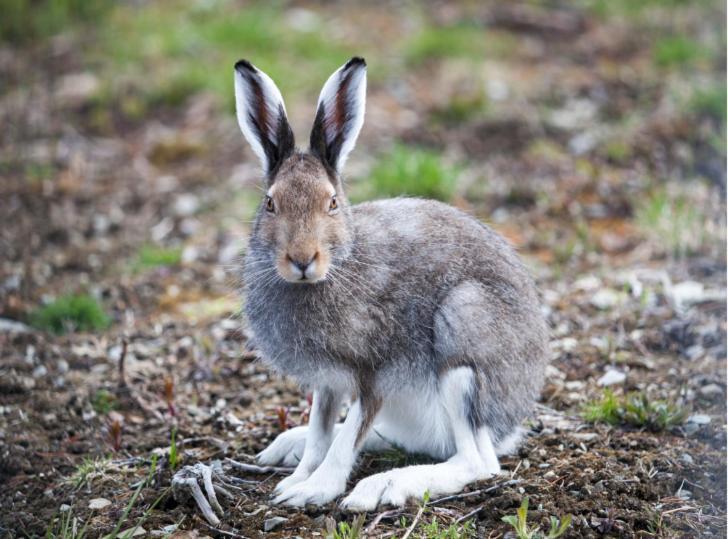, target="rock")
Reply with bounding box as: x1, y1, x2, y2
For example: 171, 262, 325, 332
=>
0, 318, 31, 334
173, 193, 200, 217
687, 414, 711, 425
666, 280, 724, 312
571, 432, 598, 442
591, 289, 619, 310
679, 453, 694, 465
263, 517, 288, 532
32, 365, 48, 378
54, 72, 99, 107
597, 369, 626, 387
89, 498, 111, 510
699, 384, 723, 397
